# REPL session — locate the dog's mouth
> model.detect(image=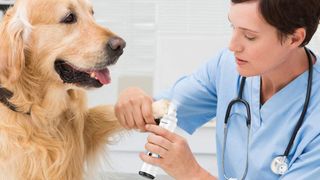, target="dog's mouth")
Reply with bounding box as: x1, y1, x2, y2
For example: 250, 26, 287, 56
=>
54, 60, 111, 88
